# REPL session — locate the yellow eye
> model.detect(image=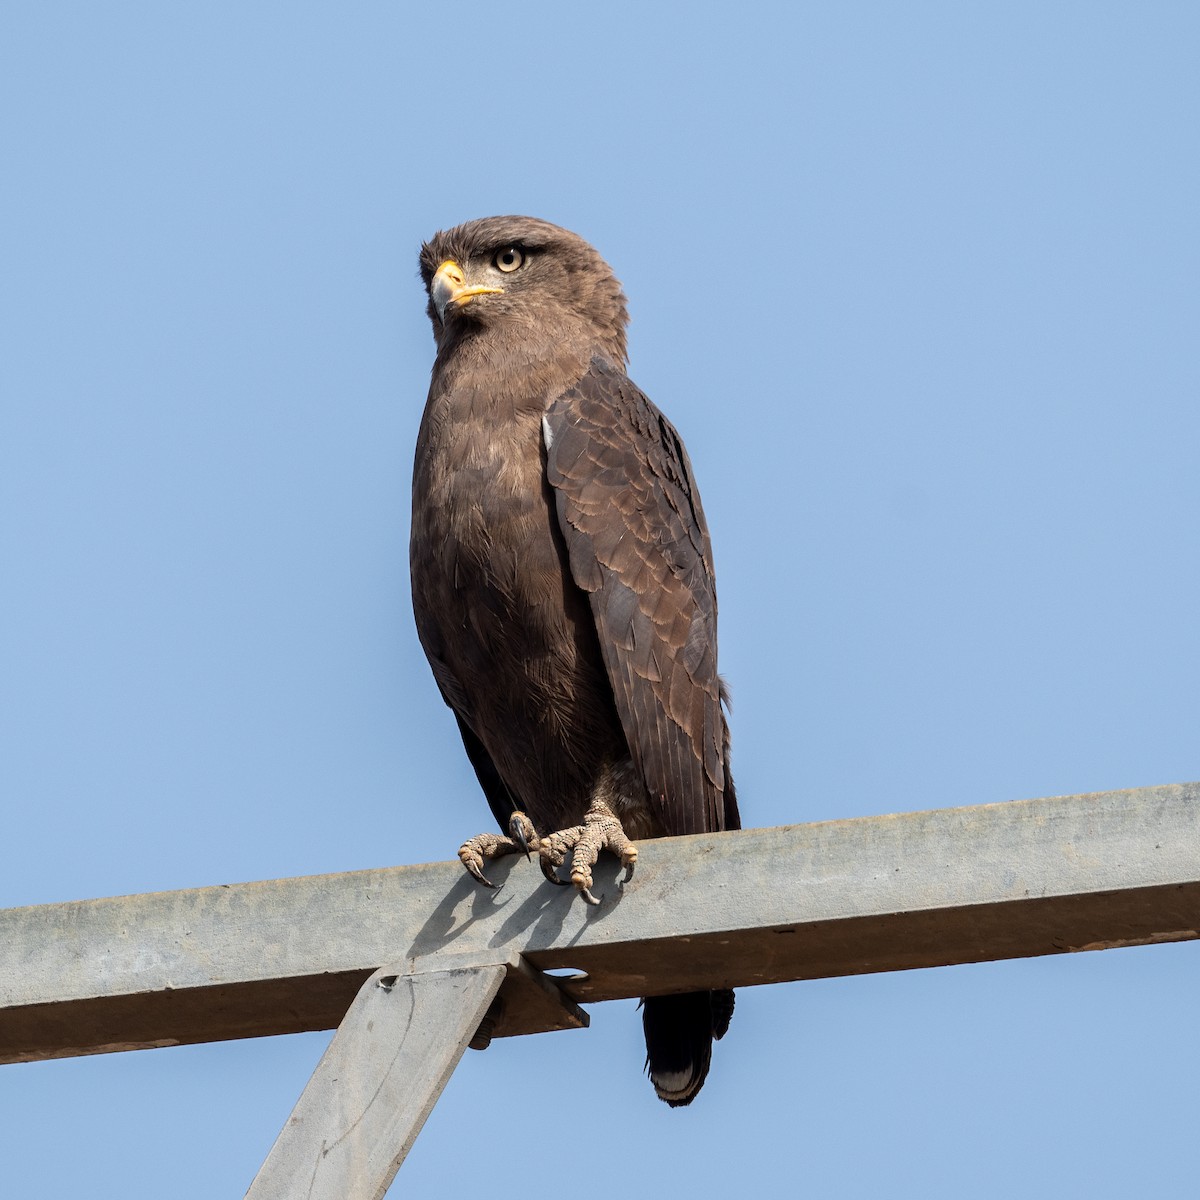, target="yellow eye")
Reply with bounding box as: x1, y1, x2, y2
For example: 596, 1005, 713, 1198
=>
493, 246, 525, 273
